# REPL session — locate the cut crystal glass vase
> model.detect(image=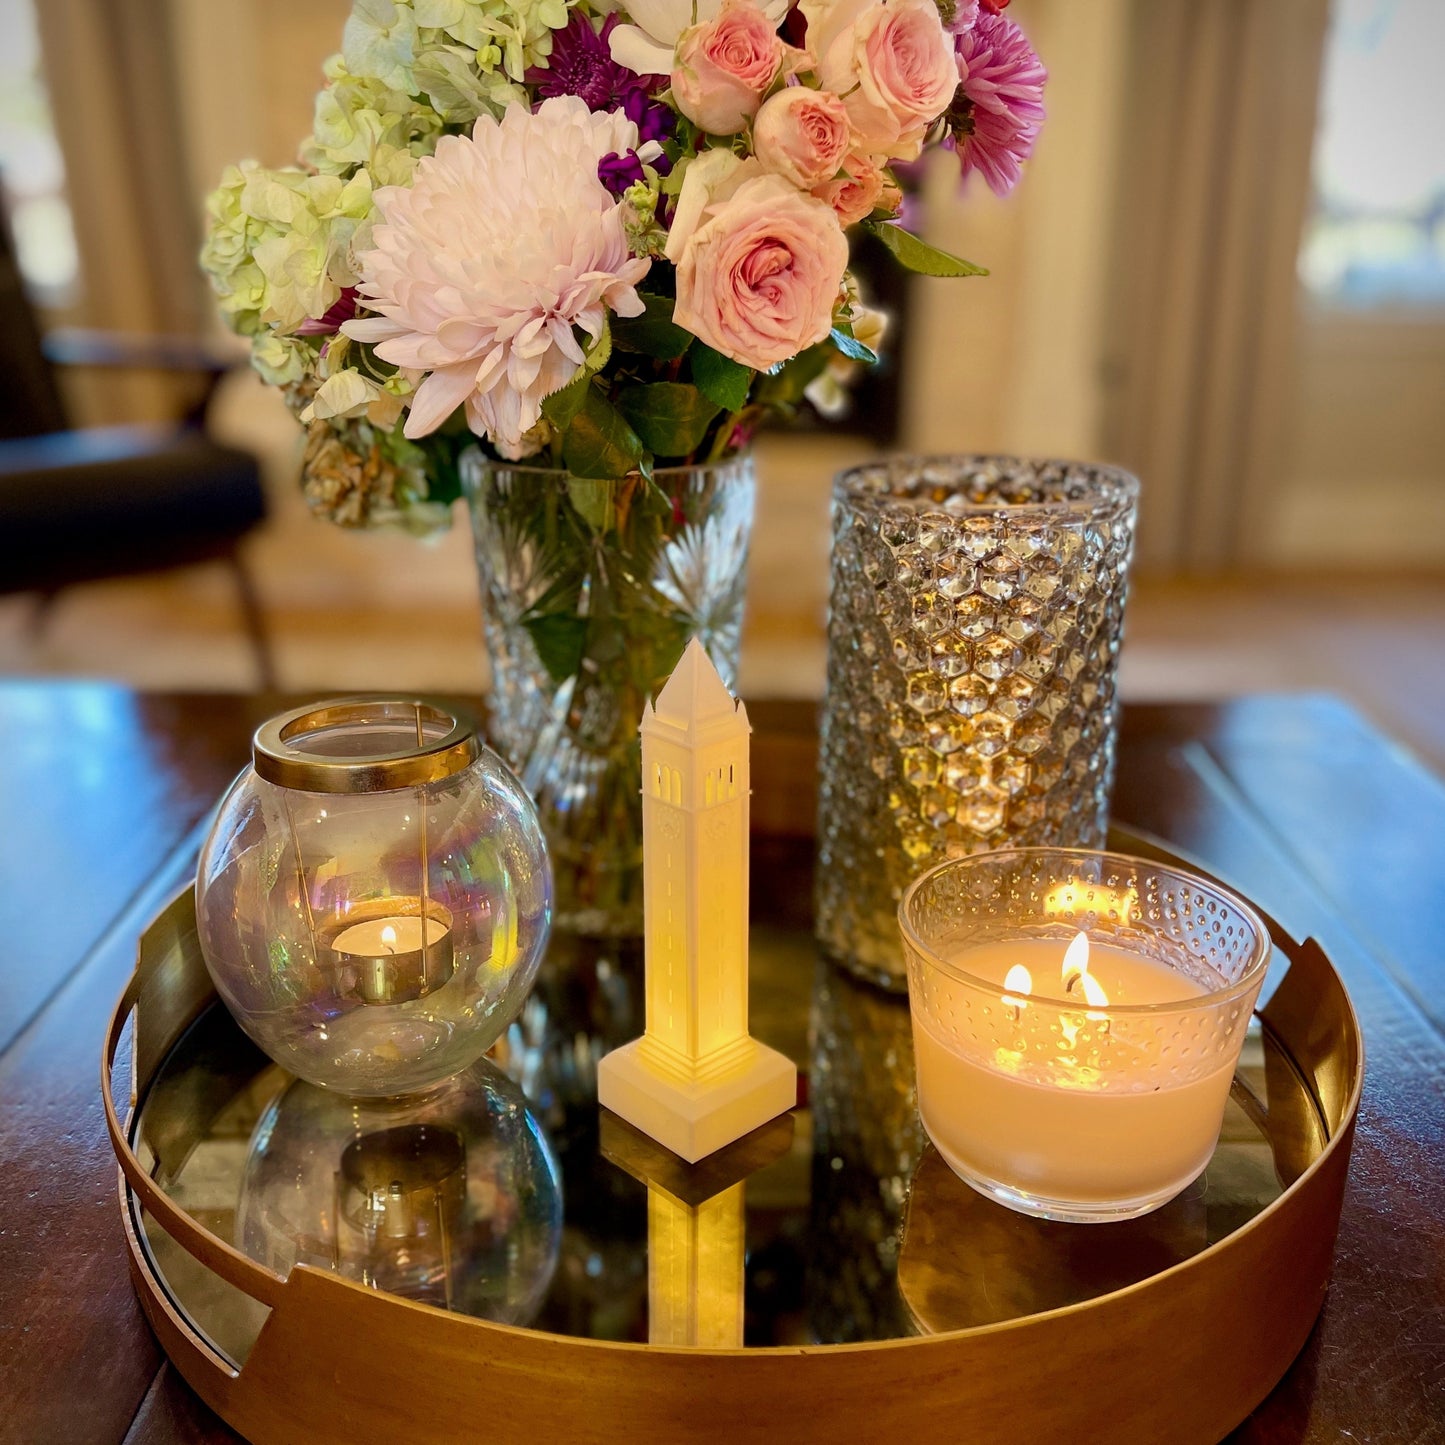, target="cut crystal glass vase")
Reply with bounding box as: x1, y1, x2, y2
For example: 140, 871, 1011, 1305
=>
463, 451, 756, 938
815, 456, 1140, 989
